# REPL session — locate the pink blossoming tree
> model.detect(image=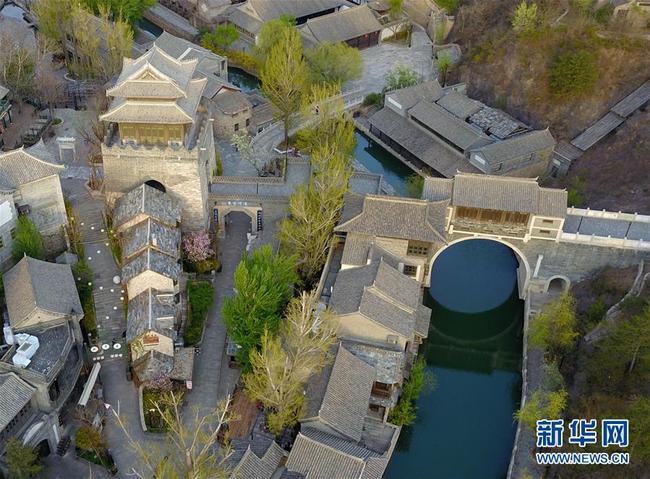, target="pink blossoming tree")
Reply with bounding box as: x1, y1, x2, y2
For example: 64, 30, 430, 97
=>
183, 231, 214, 263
